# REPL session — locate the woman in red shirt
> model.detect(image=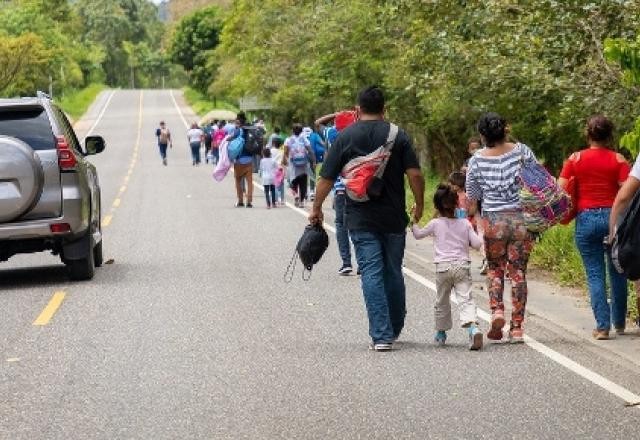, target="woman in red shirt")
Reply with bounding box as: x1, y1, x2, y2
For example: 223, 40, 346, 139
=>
559, 115, 630, 340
